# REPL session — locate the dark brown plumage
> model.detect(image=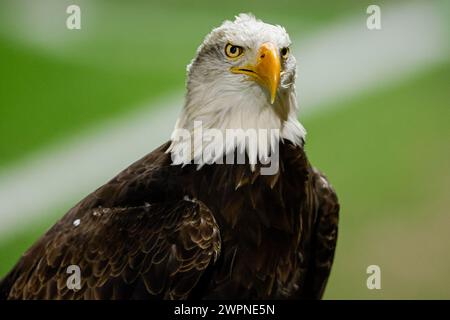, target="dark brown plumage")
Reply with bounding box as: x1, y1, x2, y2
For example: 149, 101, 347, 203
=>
0, 140, 338, 300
